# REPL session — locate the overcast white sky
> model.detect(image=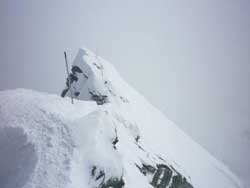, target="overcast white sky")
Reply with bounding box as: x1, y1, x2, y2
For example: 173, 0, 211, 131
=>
1, 0, 250, 186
